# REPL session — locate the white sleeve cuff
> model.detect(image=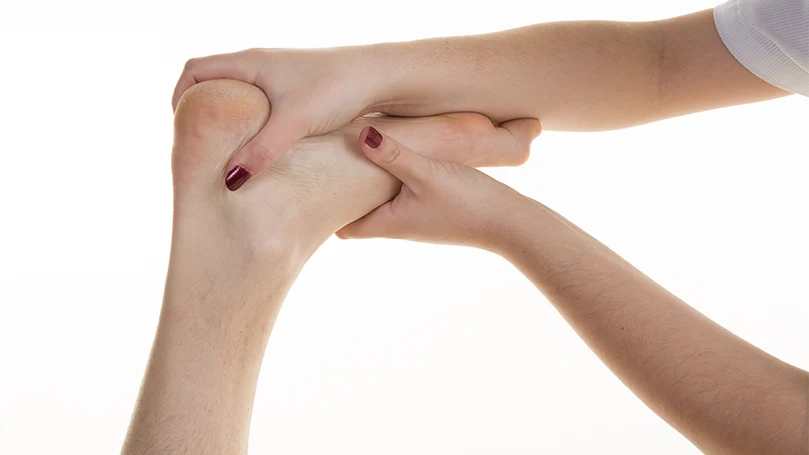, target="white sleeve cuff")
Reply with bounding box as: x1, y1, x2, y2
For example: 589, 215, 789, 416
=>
714, 0, 809, 96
